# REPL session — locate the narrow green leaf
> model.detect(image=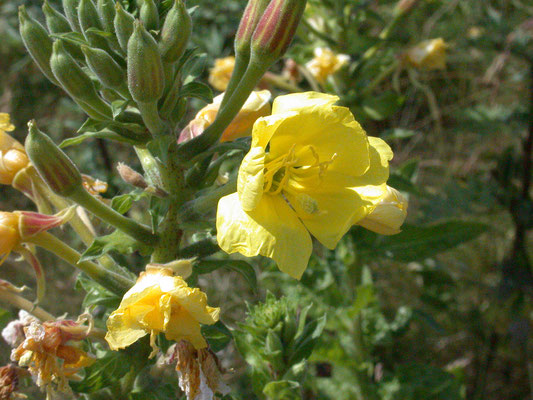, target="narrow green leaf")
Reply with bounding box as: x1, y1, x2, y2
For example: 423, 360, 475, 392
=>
178, 81, 213, 103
